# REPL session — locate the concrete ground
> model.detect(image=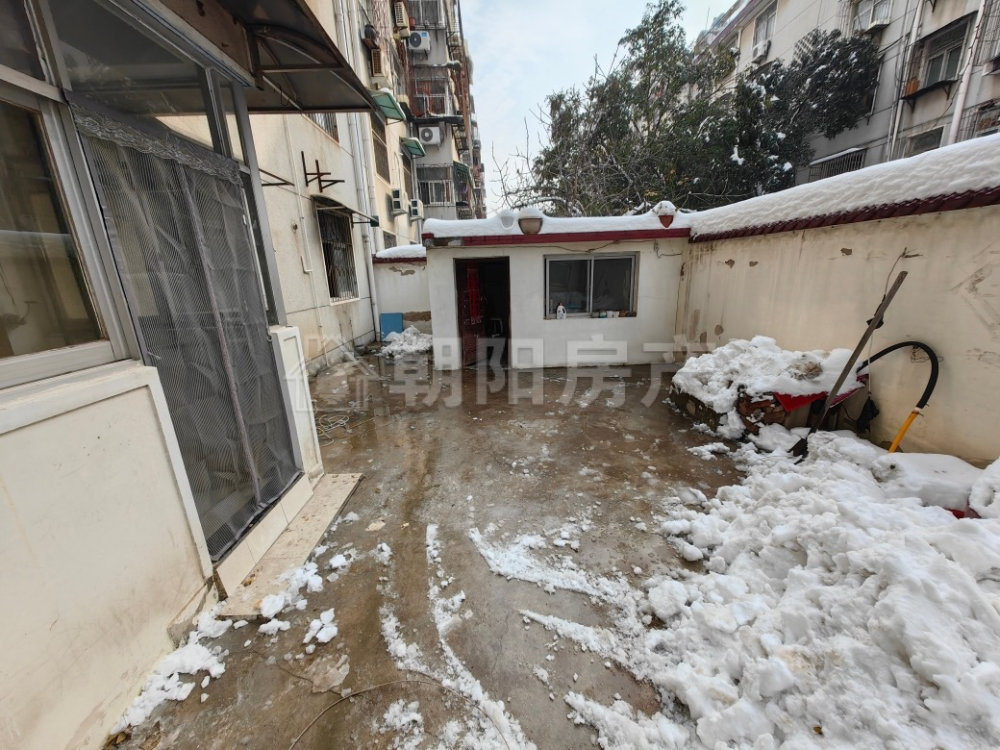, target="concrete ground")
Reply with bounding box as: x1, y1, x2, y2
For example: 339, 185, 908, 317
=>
114, 355, 740, 749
